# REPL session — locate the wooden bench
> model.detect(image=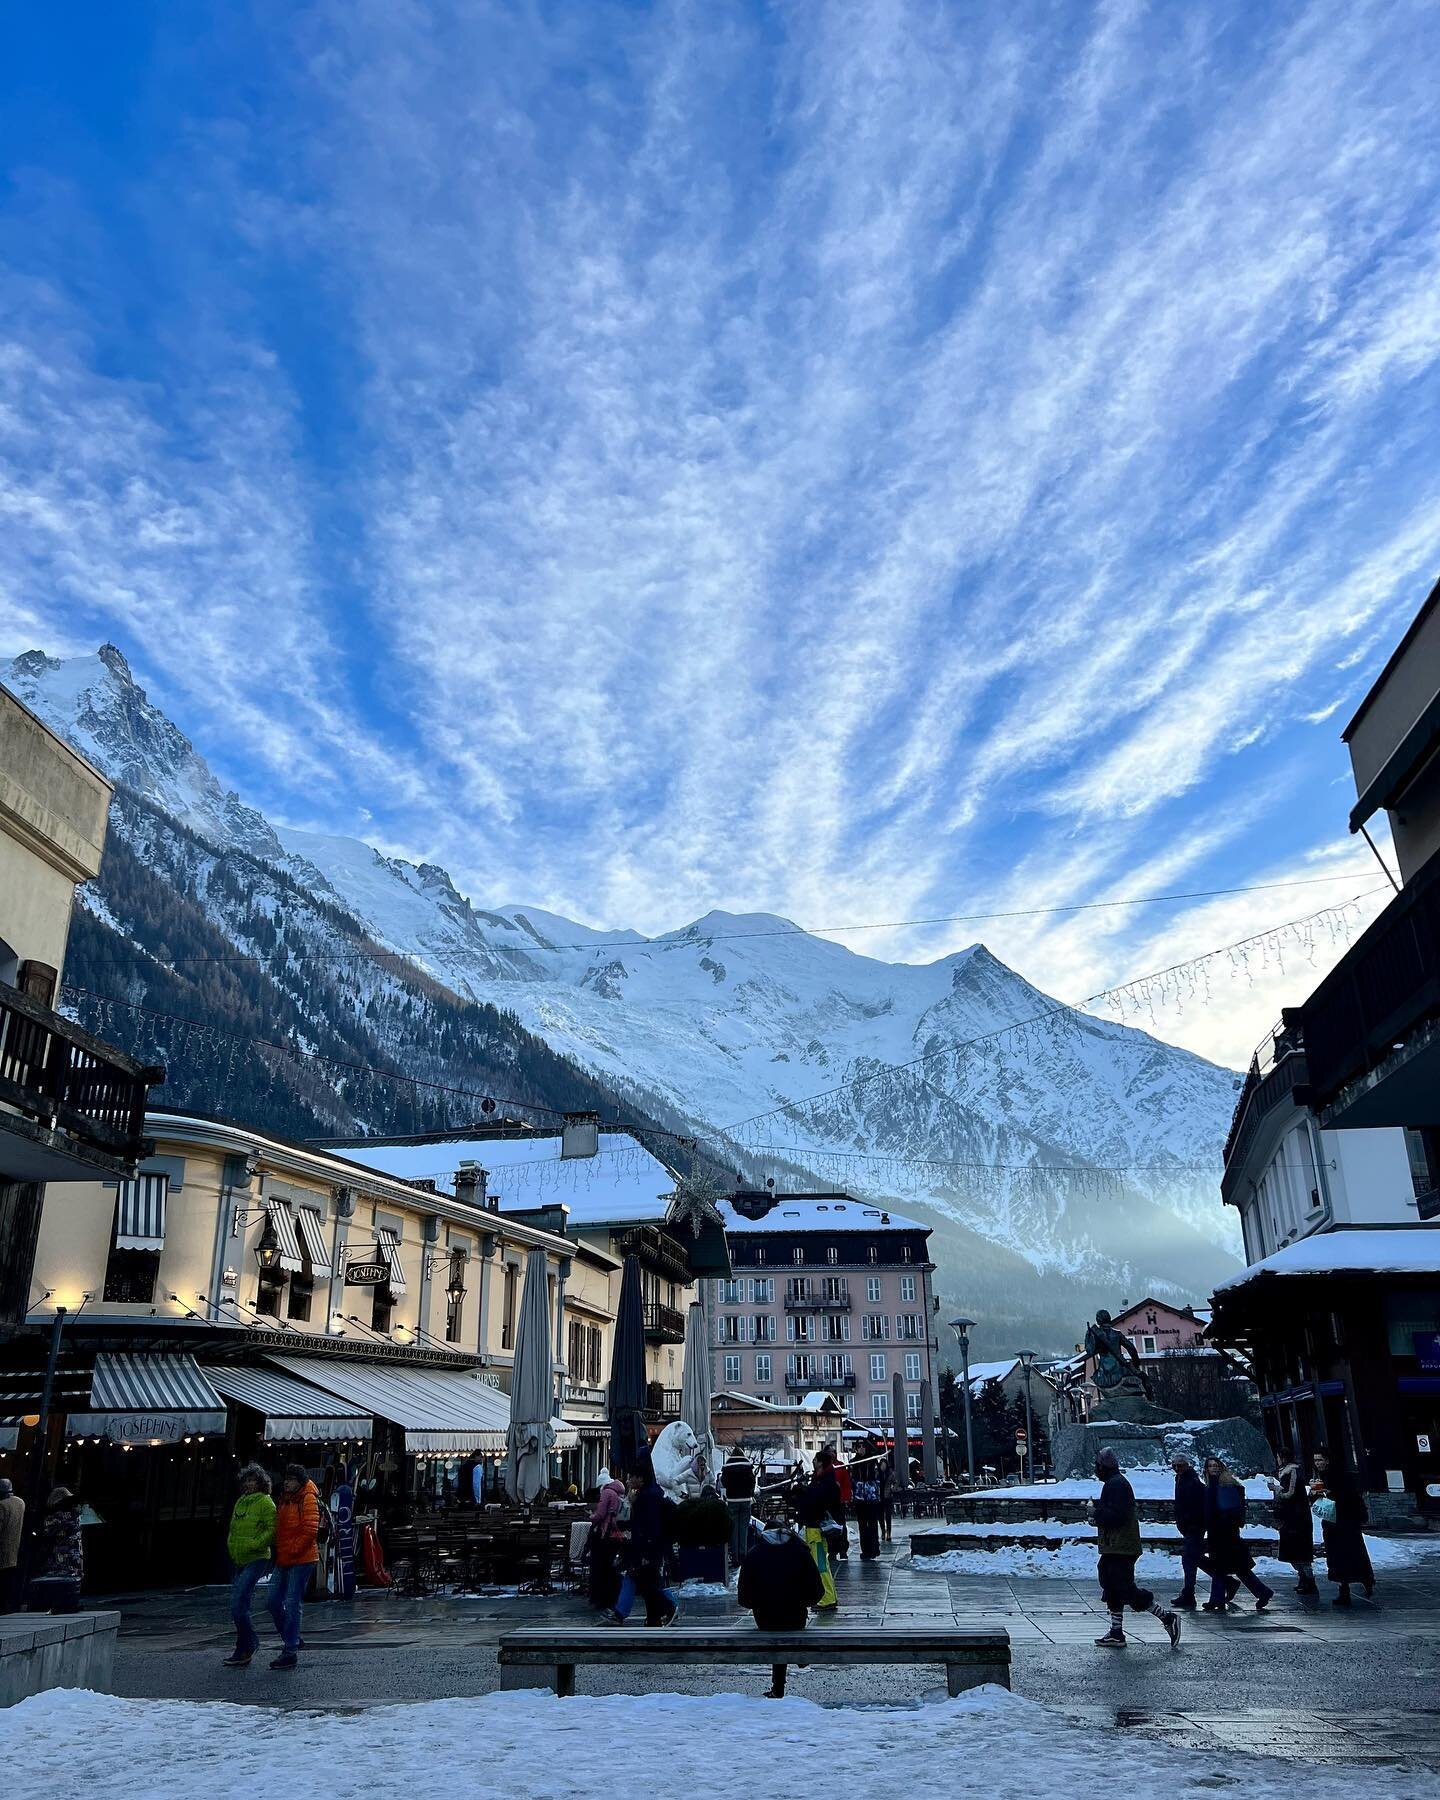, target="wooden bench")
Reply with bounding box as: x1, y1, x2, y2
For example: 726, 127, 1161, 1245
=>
496, 1626, 1010, 1698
